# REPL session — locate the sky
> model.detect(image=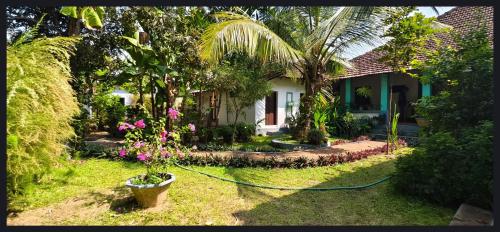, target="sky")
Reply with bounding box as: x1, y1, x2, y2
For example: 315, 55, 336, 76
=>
344, 6, 455, 59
